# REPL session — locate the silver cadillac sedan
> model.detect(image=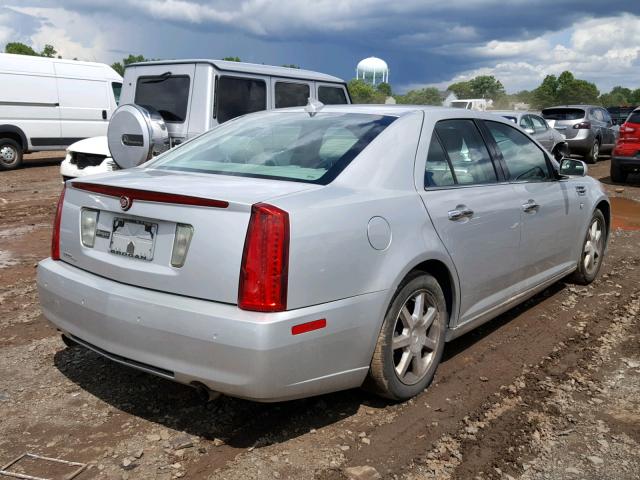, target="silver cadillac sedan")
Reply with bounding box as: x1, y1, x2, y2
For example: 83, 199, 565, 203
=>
37, 105, 610, 402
